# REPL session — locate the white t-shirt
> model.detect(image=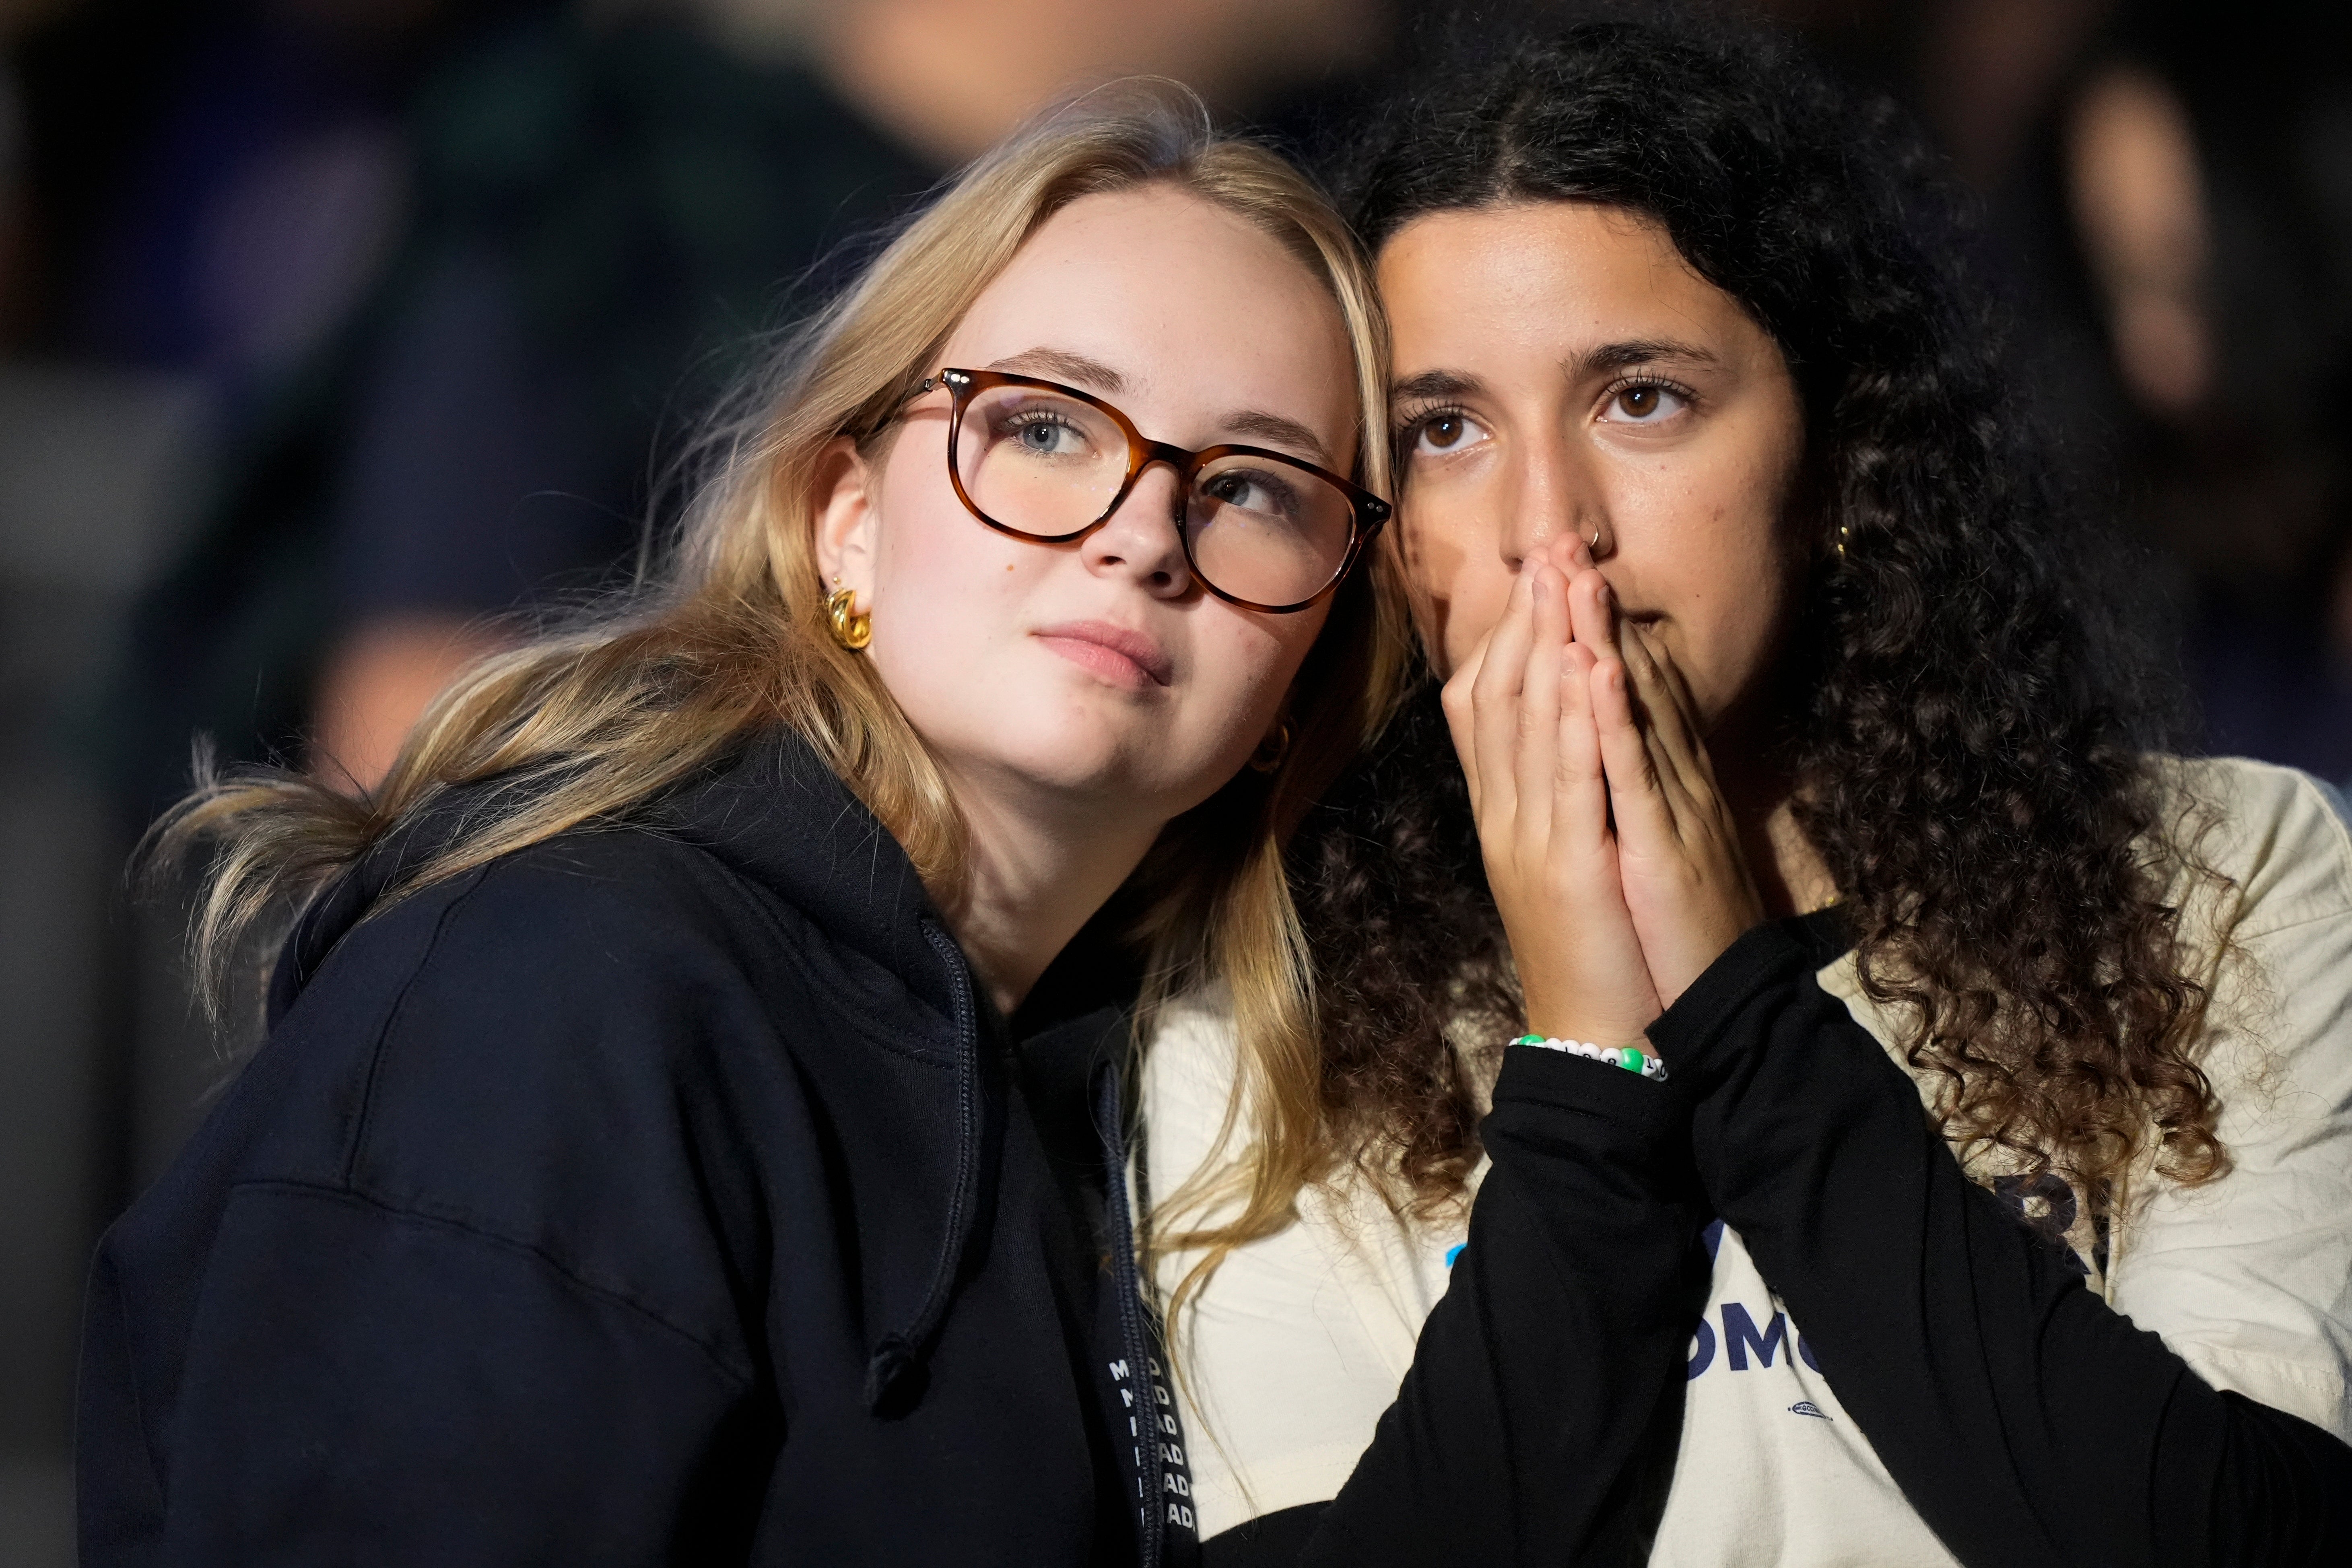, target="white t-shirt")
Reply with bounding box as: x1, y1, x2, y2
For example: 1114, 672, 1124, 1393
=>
1140, 757, 2352, 1562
